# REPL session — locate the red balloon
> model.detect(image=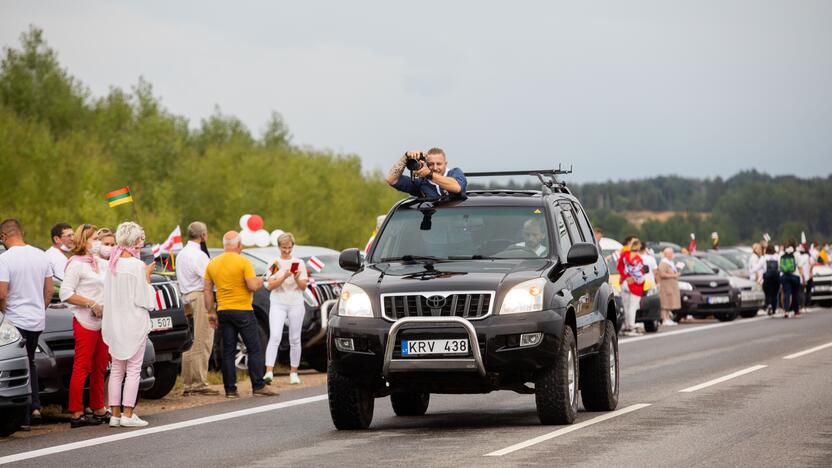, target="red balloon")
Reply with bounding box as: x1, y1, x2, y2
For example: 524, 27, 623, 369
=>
247, 214, 264, 231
